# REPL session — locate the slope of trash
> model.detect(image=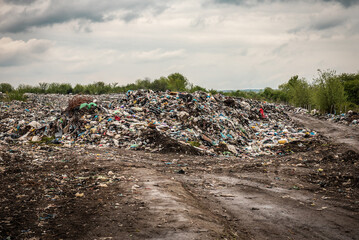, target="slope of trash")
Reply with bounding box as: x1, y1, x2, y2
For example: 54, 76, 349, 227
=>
293, 107, 359, 127
1, 91, 316, 156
